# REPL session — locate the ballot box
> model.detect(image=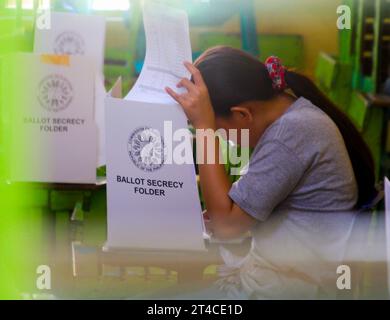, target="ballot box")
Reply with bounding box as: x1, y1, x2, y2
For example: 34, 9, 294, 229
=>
2, 53, 98, 184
